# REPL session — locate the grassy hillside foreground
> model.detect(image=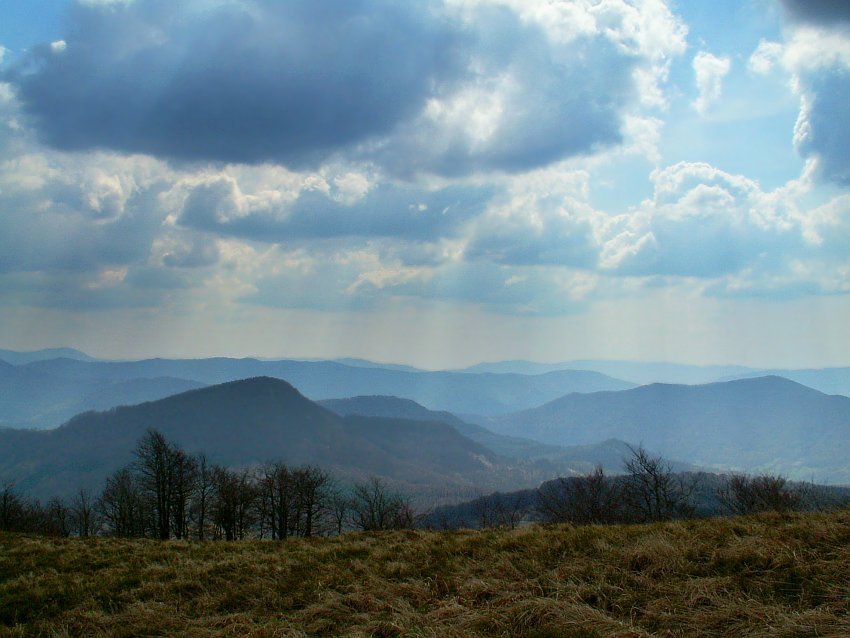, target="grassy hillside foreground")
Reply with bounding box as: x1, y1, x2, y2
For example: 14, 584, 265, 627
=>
3, 511, 850, 637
